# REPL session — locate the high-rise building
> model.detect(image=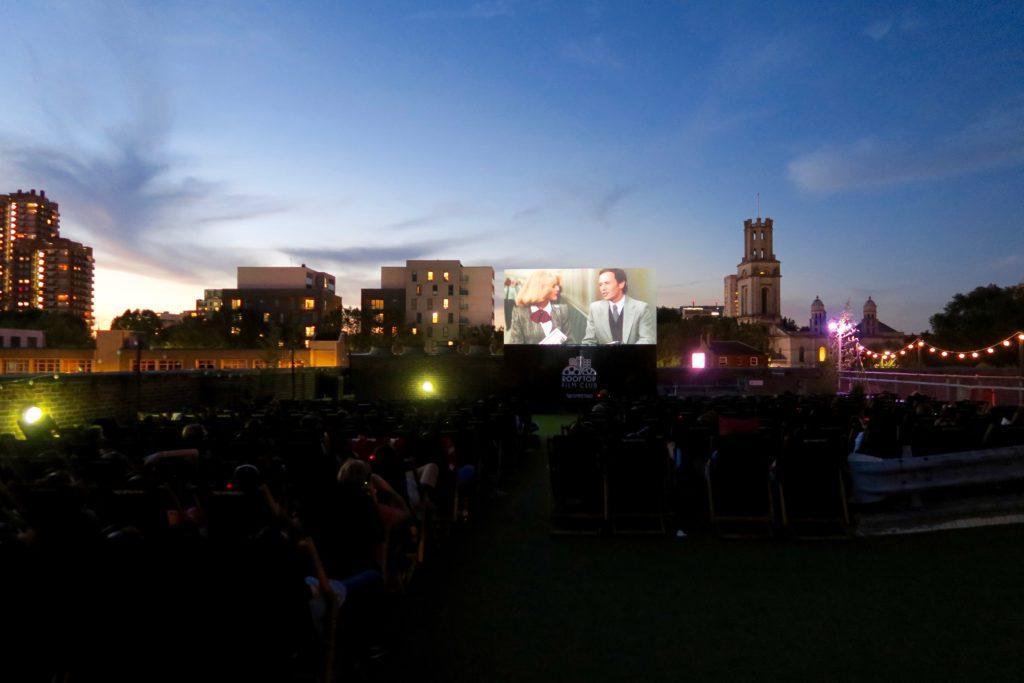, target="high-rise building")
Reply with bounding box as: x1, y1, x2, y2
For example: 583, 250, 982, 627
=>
1, 189, 94, 327
371, 259, 494, 344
